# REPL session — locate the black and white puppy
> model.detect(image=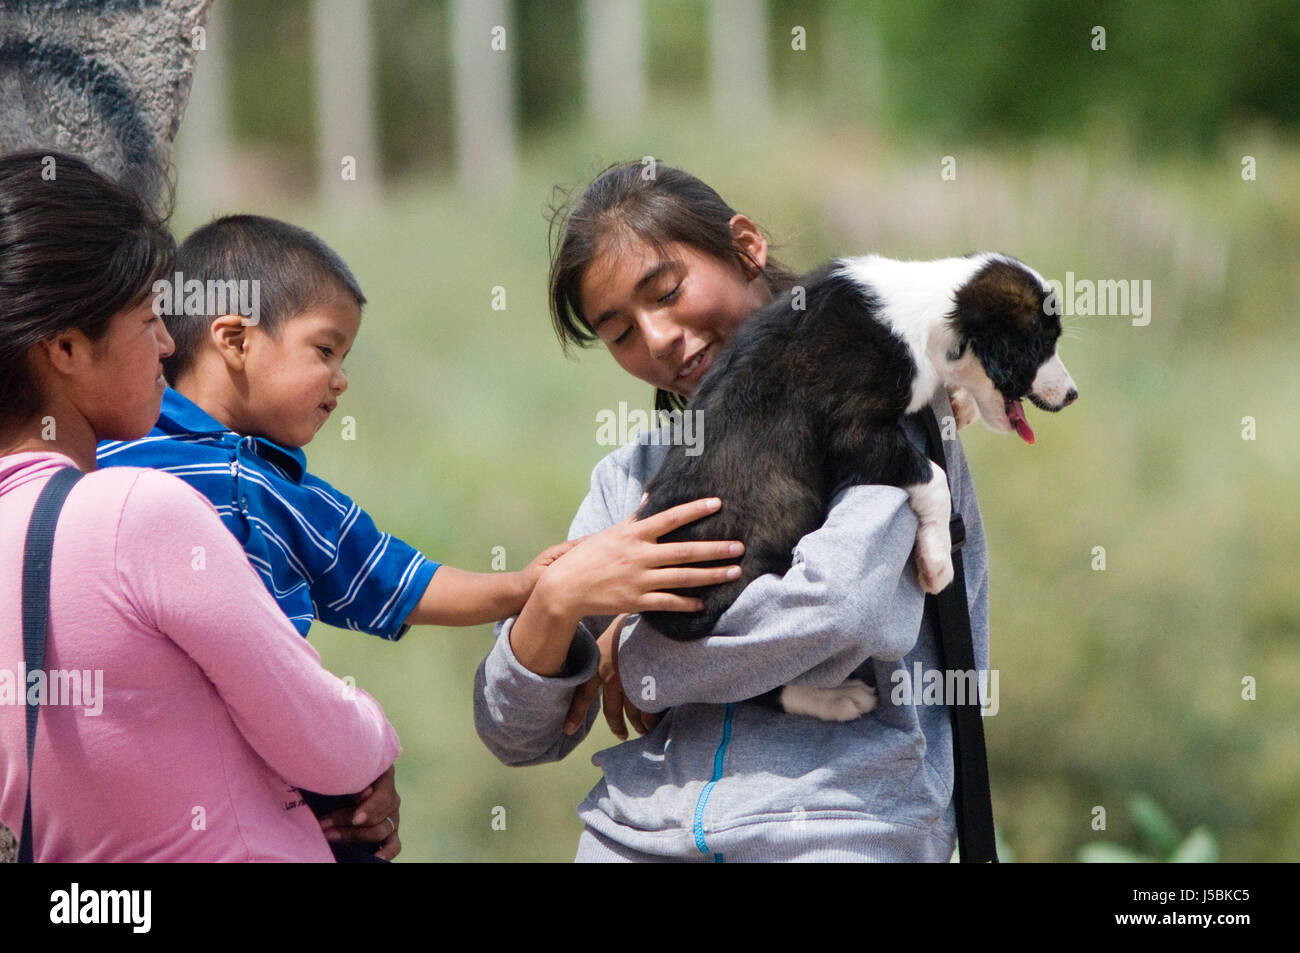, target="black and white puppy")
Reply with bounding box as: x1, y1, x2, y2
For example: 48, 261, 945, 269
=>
637, 253, 1077, 718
